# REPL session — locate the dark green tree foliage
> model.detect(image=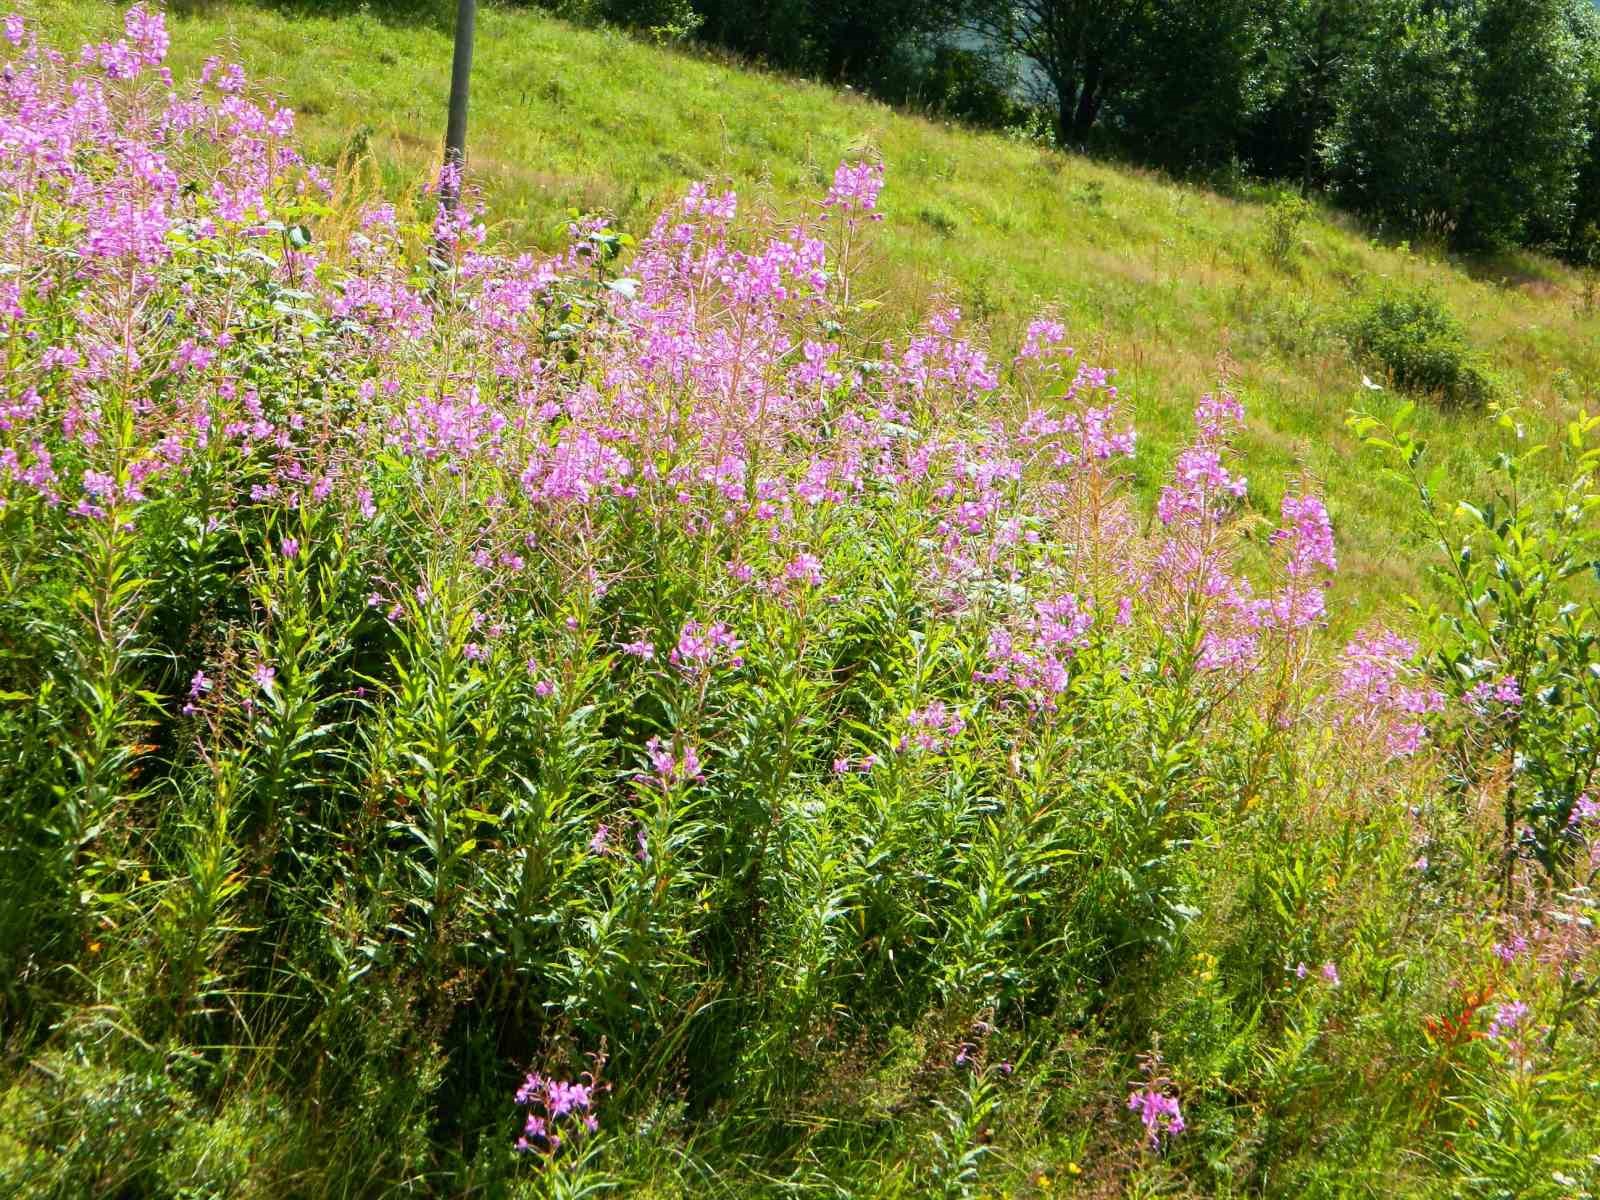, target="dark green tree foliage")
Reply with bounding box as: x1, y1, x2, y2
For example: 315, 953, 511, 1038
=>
1244, 0, 1381, 188
692, 0, 811, 65
1458, 0, 1591, 247
1325, 0, 1594, 249
693, 0, 967, 90
1116, 0, 1264, 173
1321, 1, 1475, 234
965, 0, 1158, 146
546, 0, 701, 38
1575, 19, 1600, 259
